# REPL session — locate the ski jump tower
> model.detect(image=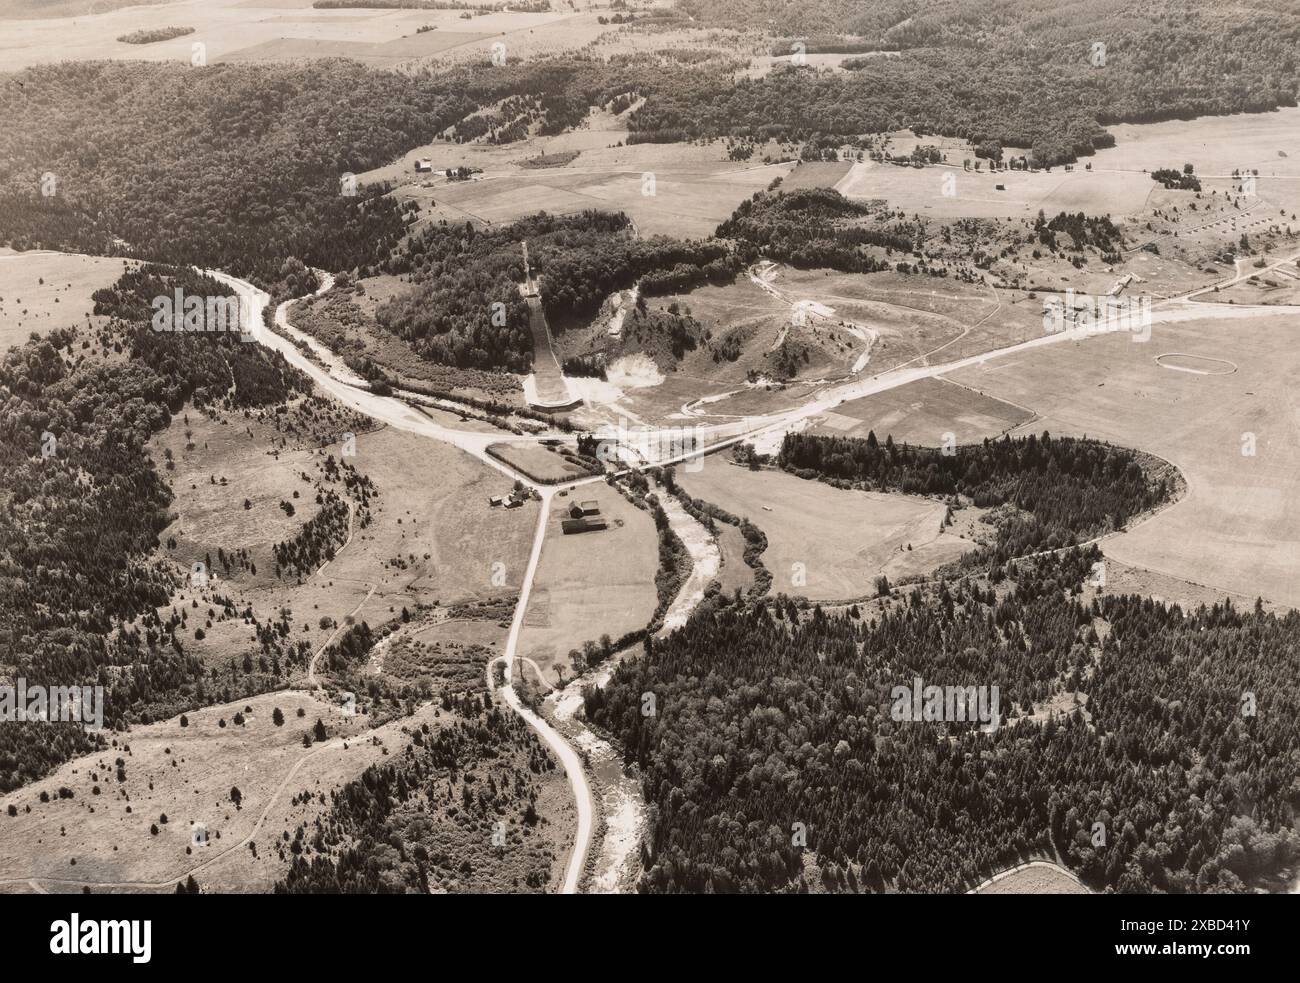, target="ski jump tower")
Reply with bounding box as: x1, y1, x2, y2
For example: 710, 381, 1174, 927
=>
521, 240, 540, 298
519, 240, 580, 410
